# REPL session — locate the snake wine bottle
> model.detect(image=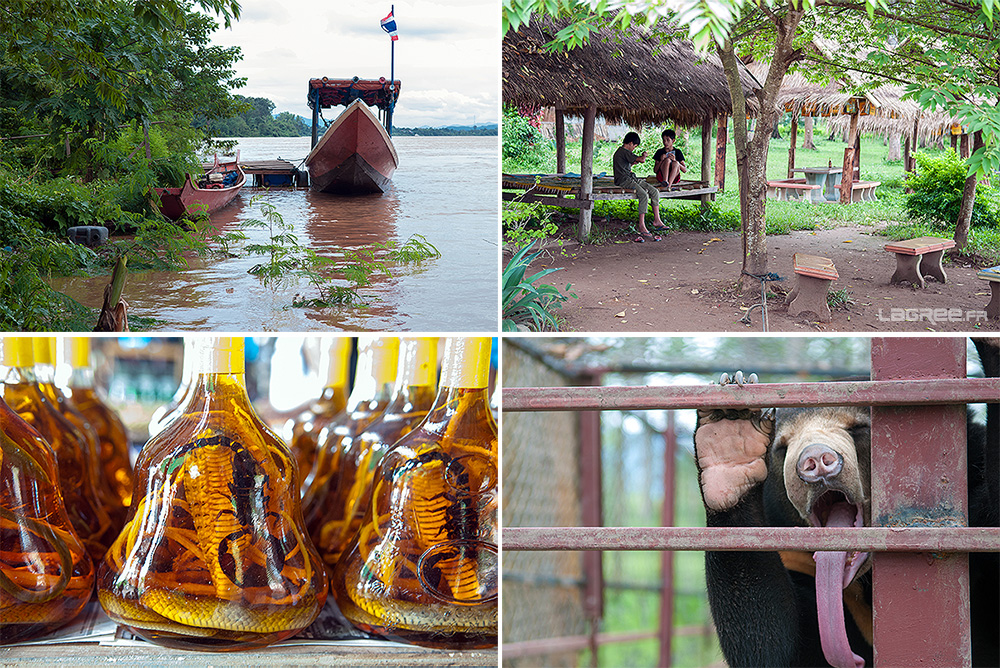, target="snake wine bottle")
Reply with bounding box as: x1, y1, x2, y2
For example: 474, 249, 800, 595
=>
1, 396, 95, 644
331, 337, 498, 649
97, 337, 327, 651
